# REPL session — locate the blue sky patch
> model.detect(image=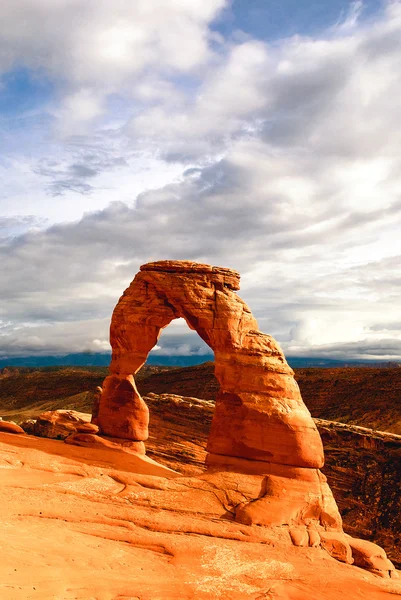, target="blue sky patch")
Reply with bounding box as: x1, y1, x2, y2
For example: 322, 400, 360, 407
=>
214, 0, 384, 41
0, 68, 53, 117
